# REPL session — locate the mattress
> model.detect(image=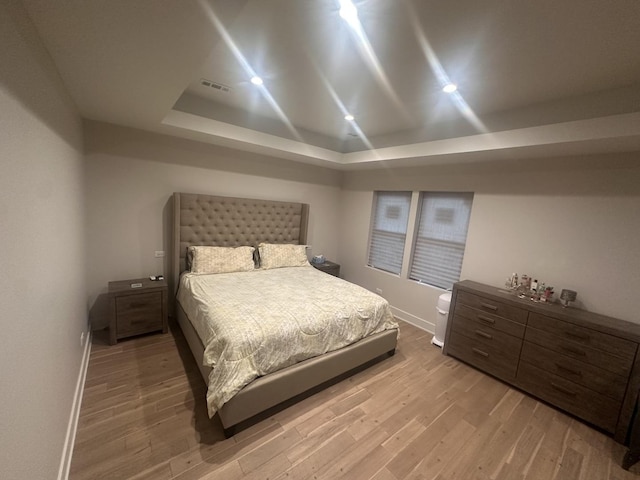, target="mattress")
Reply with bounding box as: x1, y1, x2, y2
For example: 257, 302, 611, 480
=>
177, 266, 399, 417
